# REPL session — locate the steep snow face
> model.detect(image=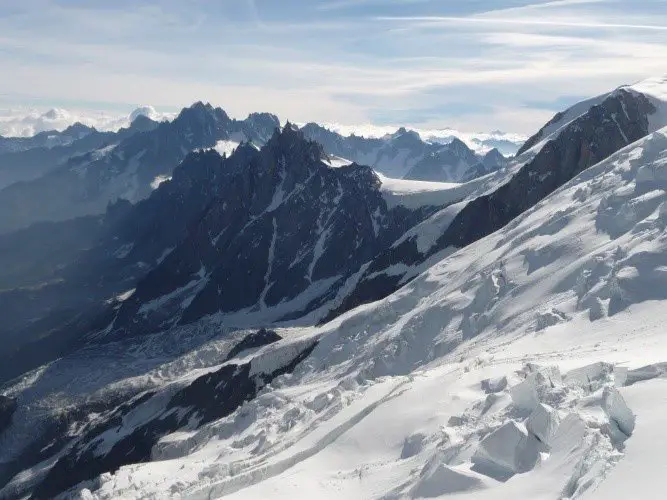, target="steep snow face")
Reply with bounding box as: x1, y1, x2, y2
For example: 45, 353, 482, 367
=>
6, 128, 667, 498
